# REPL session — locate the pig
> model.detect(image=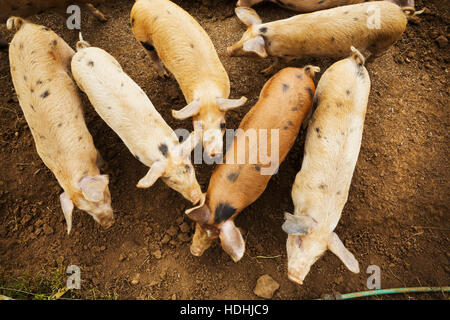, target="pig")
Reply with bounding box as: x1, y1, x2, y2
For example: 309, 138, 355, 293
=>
282, 47, 370, 285
185, 65, 319, 262
228, 2, 407, 73
236, 0, 415, 15
7, 17, 114, 234
71, 34, 203, 205
0, 0, 107, 49
130, 0, 247, 157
